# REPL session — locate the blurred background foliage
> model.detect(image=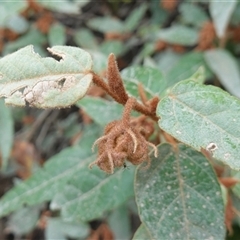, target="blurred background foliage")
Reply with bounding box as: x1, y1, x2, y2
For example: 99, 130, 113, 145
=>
0, 0, 240, 239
